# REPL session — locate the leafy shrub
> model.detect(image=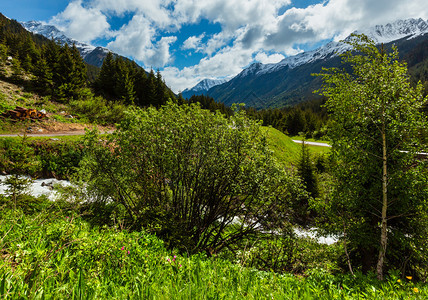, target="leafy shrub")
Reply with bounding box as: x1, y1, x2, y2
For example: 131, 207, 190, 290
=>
69, 94, 126, 125
79, 102, 304, 254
